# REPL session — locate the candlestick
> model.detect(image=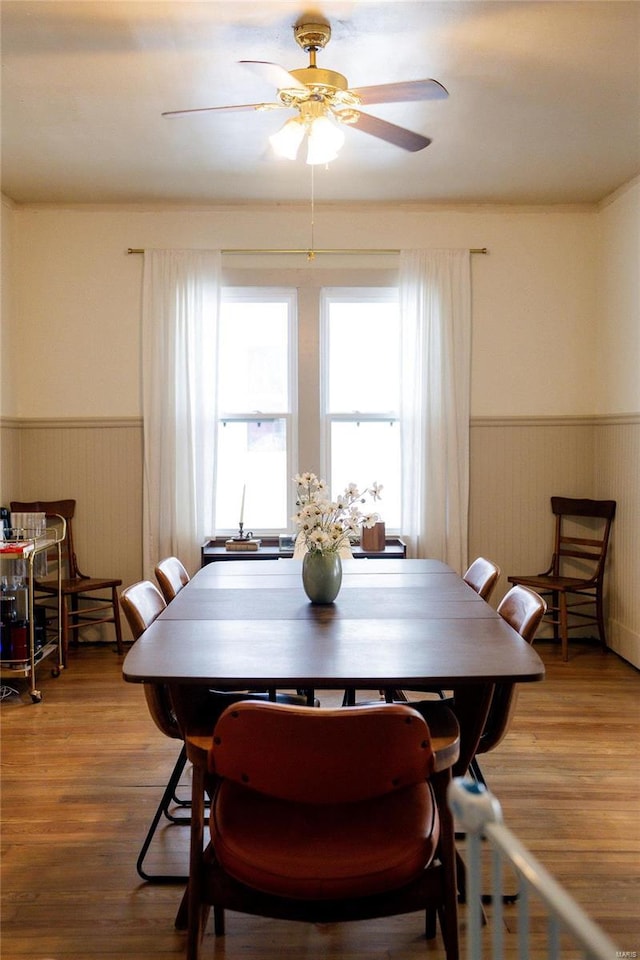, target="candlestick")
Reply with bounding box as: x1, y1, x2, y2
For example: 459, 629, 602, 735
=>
239, 484, 246, 526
